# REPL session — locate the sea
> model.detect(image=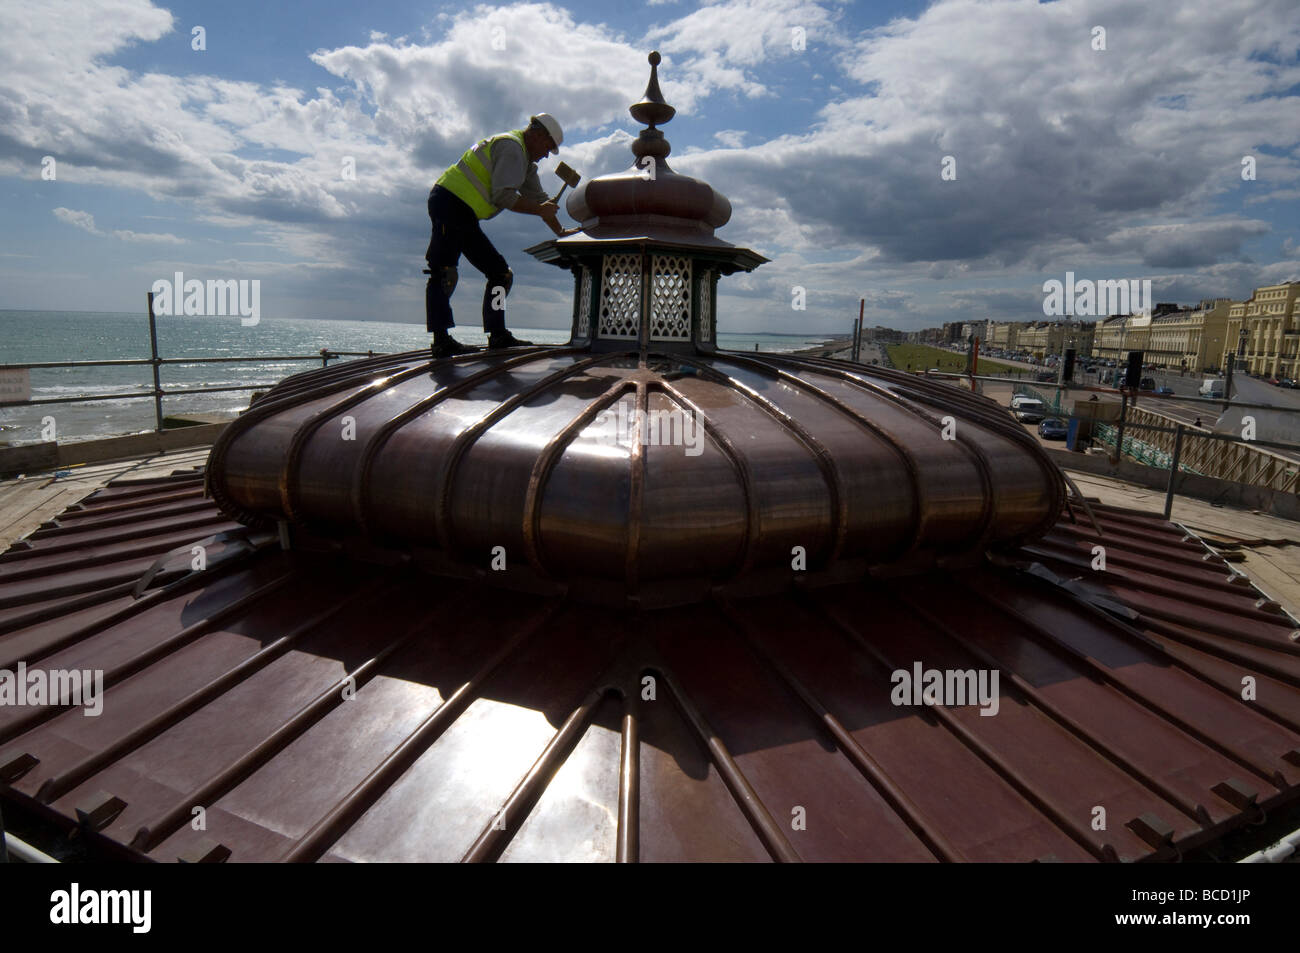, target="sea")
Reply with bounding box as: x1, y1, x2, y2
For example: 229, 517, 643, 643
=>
0, 310, 843, 444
